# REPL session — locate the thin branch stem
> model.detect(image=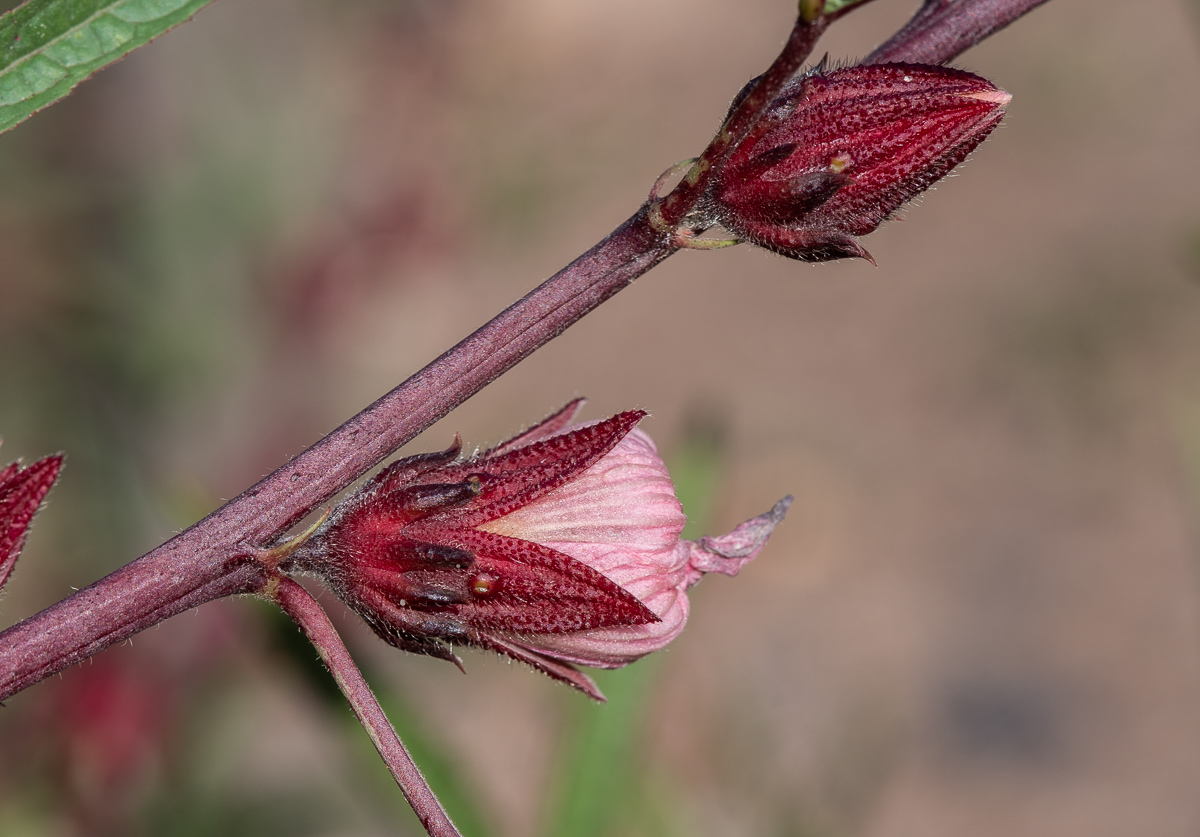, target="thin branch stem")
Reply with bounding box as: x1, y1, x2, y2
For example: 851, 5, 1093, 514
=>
266, 576, 462, 837
866, 0, 1053, 65
0, 559, 263, 702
